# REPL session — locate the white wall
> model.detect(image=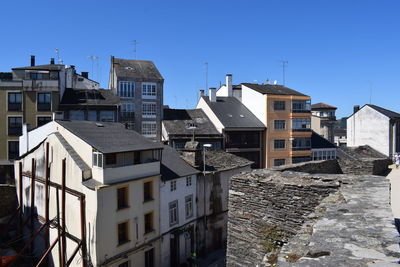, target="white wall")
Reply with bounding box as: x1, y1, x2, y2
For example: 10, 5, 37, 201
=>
241, 85, 267, 126
19, 121, 56, 156
347, 105, 390, 156
216, 85, 228, 96
196, 97, 224, 133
